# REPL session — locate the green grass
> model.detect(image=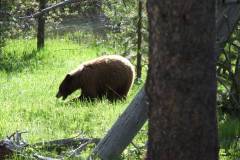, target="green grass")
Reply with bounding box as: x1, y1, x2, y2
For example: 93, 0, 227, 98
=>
0, 38, 239, 159
218, 113, 240, 160
0, 38, 146, 159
